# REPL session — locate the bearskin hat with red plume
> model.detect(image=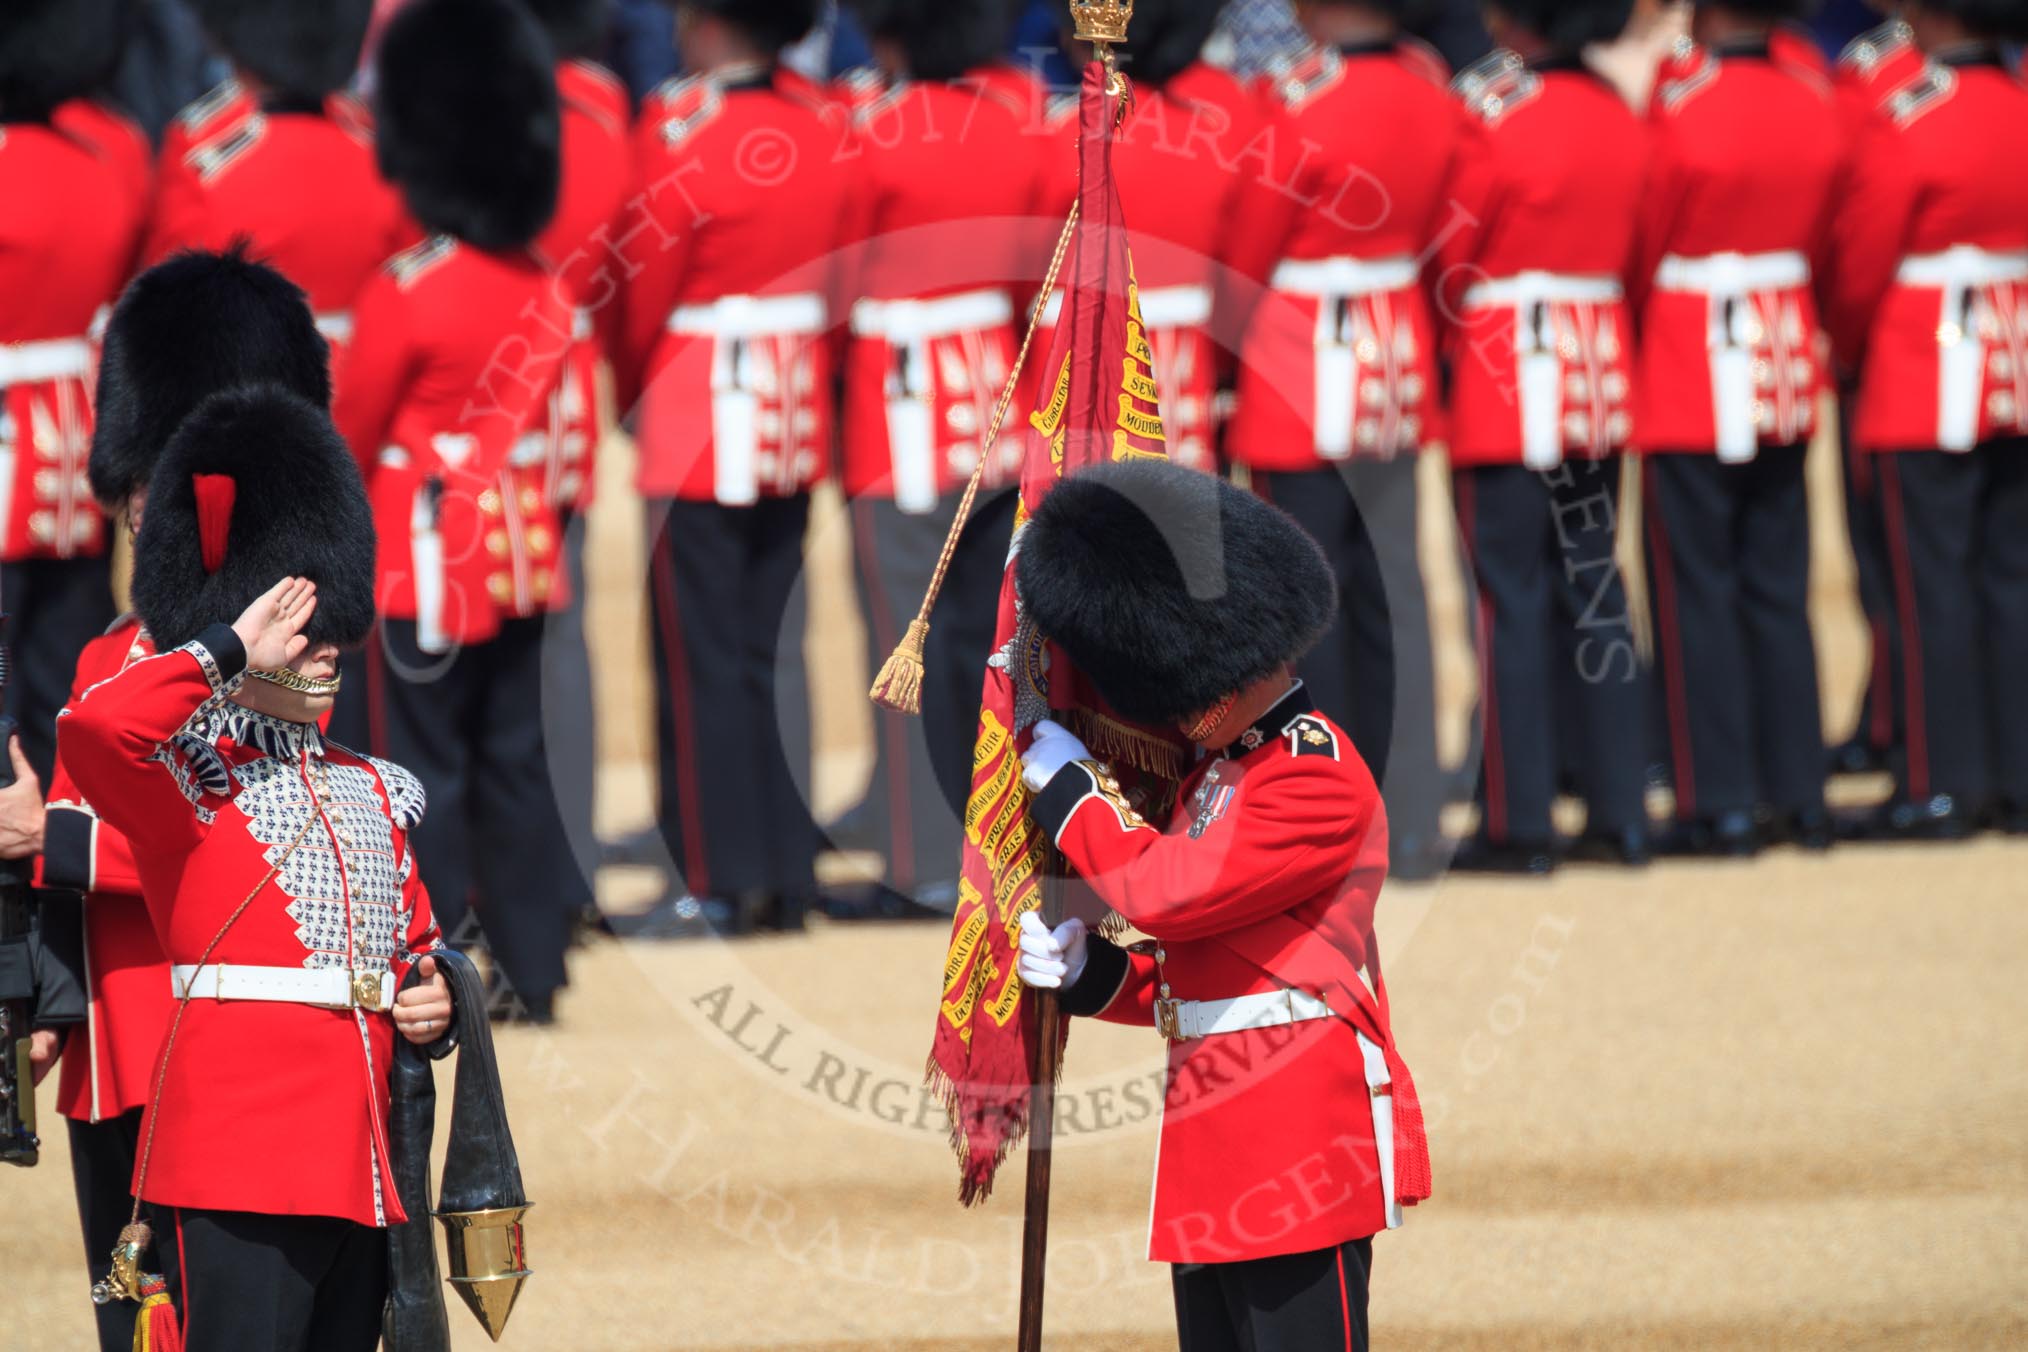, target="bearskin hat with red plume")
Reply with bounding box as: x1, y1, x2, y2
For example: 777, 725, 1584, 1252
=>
375, 0, 561, 251
91, 246, 332, 510
132, 387, 376, 652
1015, 460, 1336, 726
187, 0, 375, 102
